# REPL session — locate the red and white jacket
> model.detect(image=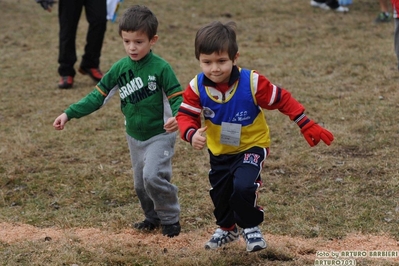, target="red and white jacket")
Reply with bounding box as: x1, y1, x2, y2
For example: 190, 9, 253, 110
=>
392, 0, 399, 18
176, 66, 310, 154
